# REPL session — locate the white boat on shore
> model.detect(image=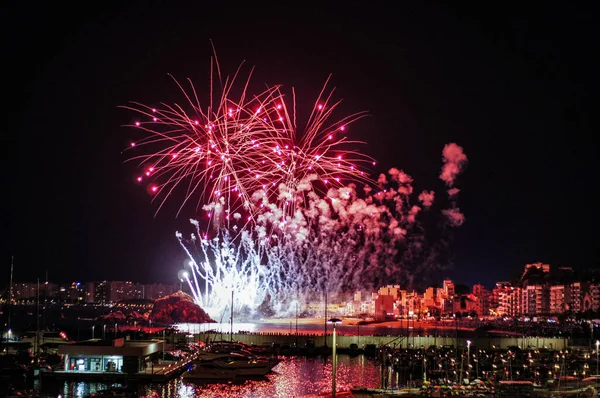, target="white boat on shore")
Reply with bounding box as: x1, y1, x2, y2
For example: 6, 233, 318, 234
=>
182, 352, 277, 380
